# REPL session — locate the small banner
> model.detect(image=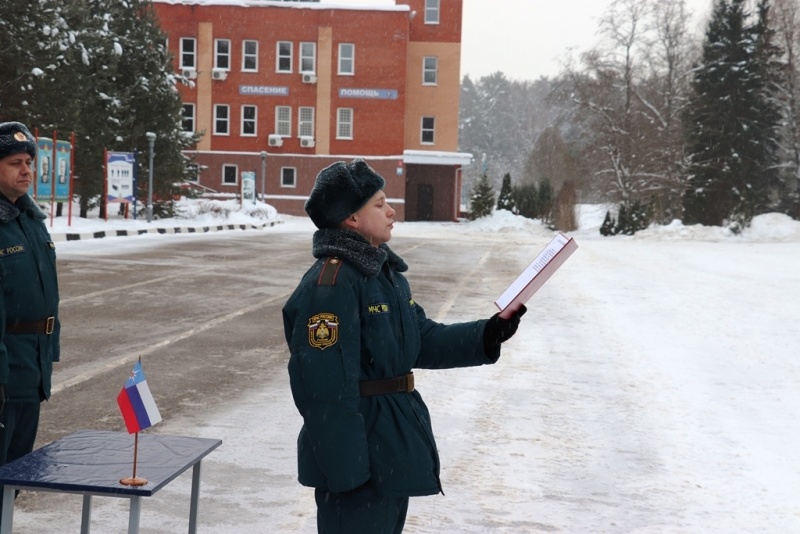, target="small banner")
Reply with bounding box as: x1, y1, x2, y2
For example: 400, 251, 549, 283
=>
107, 152, 135, 203
117, 361, 162, 434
